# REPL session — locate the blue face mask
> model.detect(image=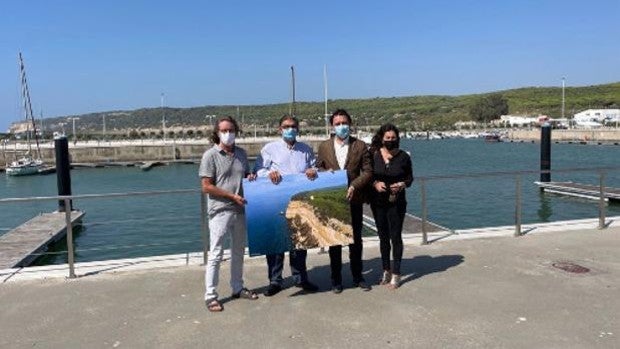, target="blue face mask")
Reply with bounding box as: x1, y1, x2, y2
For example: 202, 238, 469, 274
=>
334, 124, 350, 139
282, 127, 297, 141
